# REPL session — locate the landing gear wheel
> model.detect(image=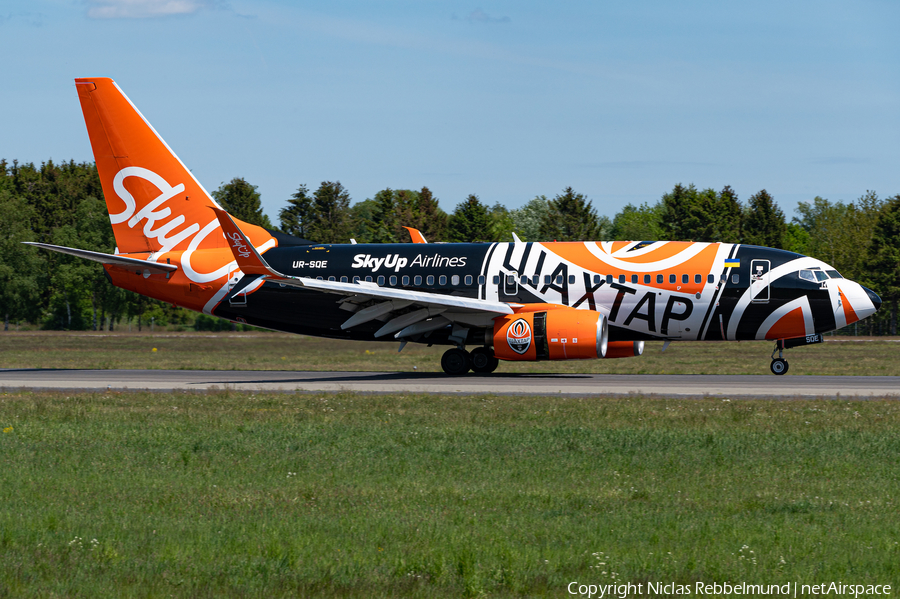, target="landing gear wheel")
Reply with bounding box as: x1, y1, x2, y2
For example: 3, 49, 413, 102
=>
469, 347, 499, 374
441, 348, 471, 376
770, 358, 789, 375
